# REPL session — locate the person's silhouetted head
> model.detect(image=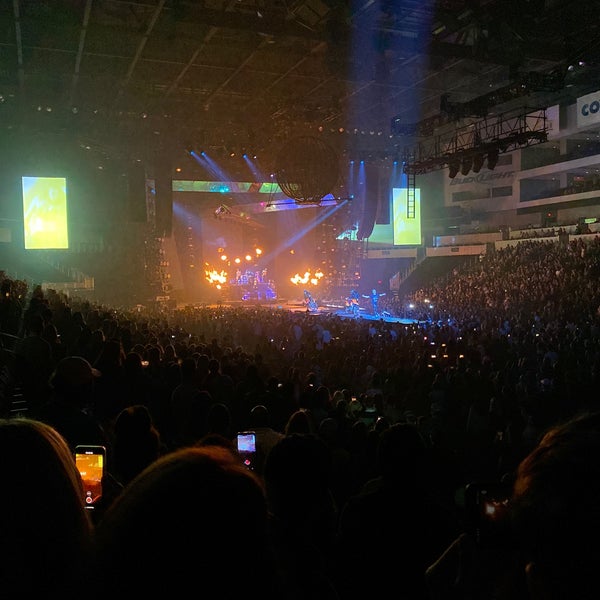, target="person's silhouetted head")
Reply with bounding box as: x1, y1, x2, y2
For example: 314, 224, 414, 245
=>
49, 355, 101, 400
95, 444, 274, 597
263, 433, 333, 523
250, 404, 271, 428
0, 418, 94, 598
511, 410, 600, 600
284, 408, 315, 435
376, 422, 428, 483
205, 401, 232, 438
113, 404, 162, 485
